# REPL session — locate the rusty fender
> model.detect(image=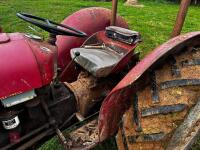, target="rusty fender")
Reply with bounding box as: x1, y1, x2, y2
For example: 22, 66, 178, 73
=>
98, 31, 200, 141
